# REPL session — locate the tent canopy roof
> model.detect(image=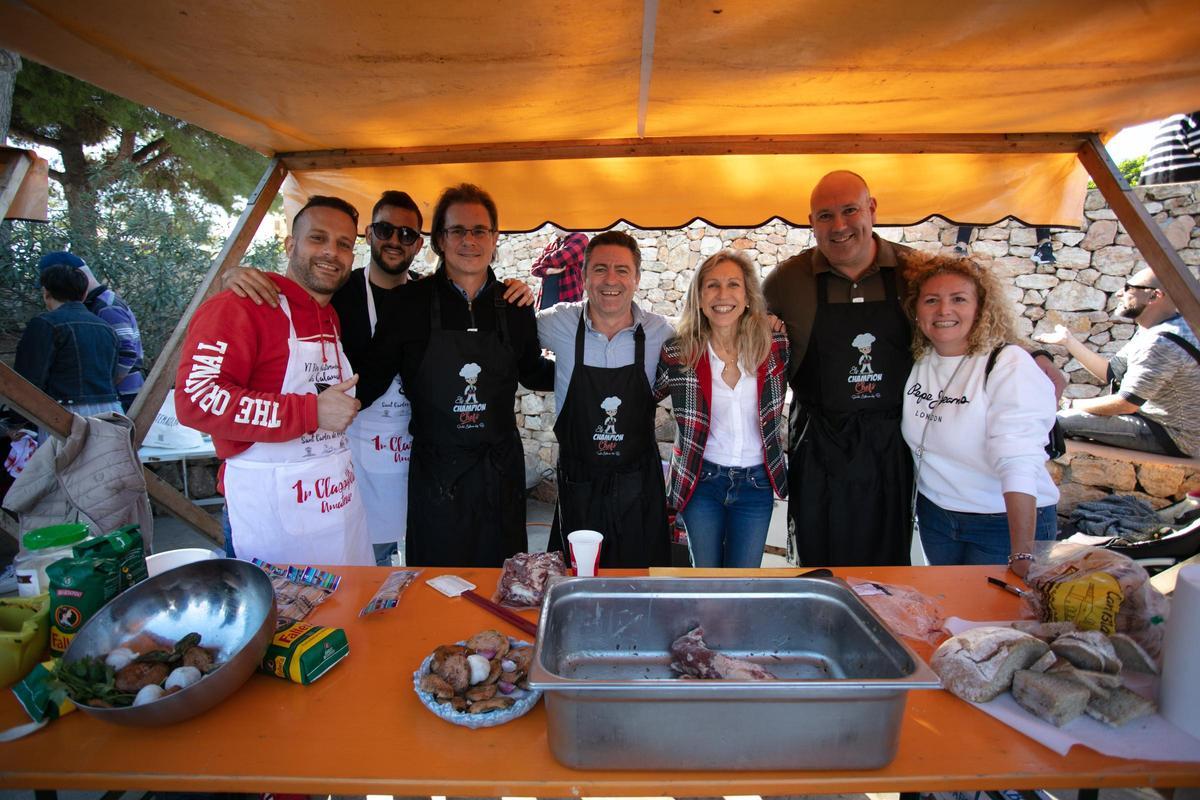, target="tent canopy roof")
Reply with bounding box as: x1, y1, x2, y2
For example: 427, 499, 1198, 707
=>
4, 0, 1199, 230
